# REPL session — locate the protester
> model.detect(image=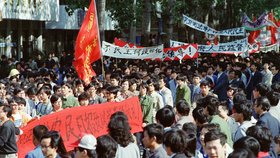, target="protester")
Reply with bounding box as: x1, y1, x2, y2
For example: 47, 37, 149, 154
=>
175, 75, 191, 106
139, 83, 154, 125
25, 125, 49, 158
142, 123, 168, 158
174, 99, 194, 129
108, 111, 140, 158
61, 82, 79, 108
96, 135, 118, 158
78, 92, 90, 106
232, 100, 255, 142
70, 134, 97, 158
204, 130, 228, 158
36, 86, 53, 116
163, 129, 188, 158
0, 104, 19, 158
40, 130, 69, 158
50, 94, 63, 113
